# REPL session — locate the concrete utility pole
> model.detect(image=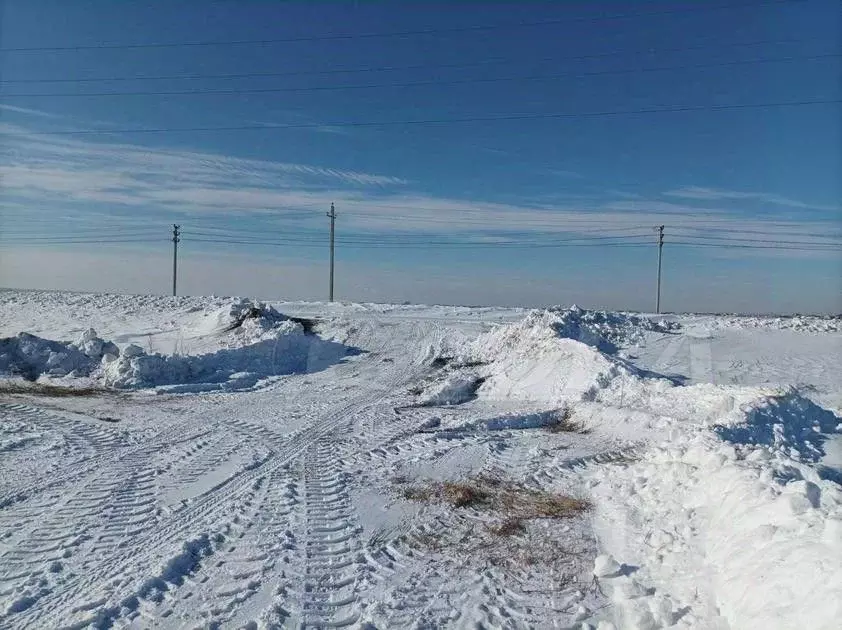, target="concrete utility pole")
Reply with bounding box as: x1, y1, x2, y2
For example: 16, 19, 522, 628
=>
655, 225, 664, 314
327, 203, 336, 302
172, 224, 181, 297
